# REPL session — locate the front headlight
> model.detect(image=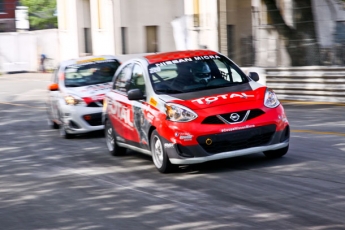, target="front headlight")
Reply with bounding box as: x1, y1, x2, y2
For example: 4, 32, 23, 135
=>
165, 103, 197, 122
64, 94, 86, 106
102, 97, 108, 113
264, 88, 280, 108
